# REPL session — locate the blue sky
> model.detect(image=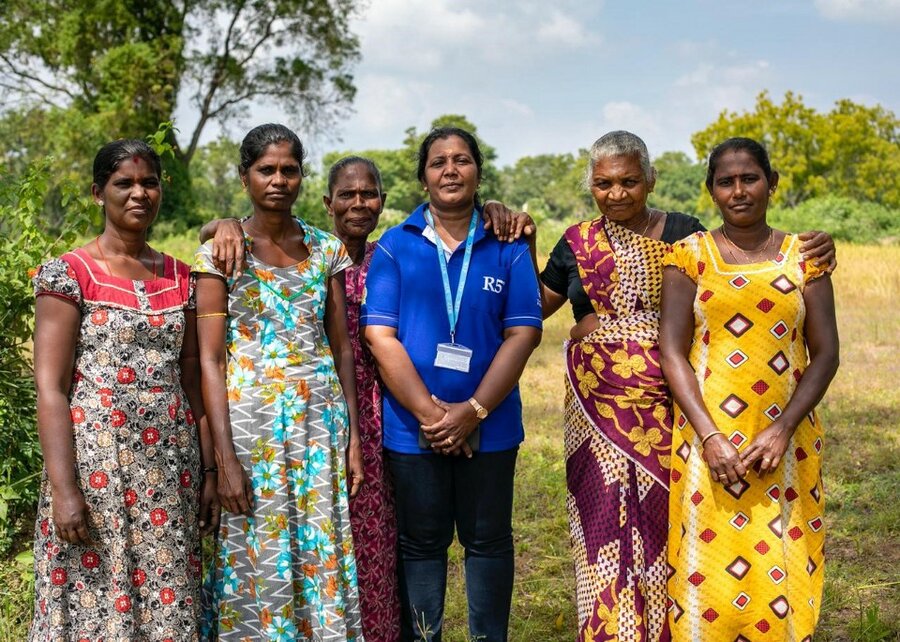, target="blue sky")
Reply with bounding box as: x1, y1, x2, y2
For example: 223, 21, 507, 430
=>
178, 0, 899, 167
